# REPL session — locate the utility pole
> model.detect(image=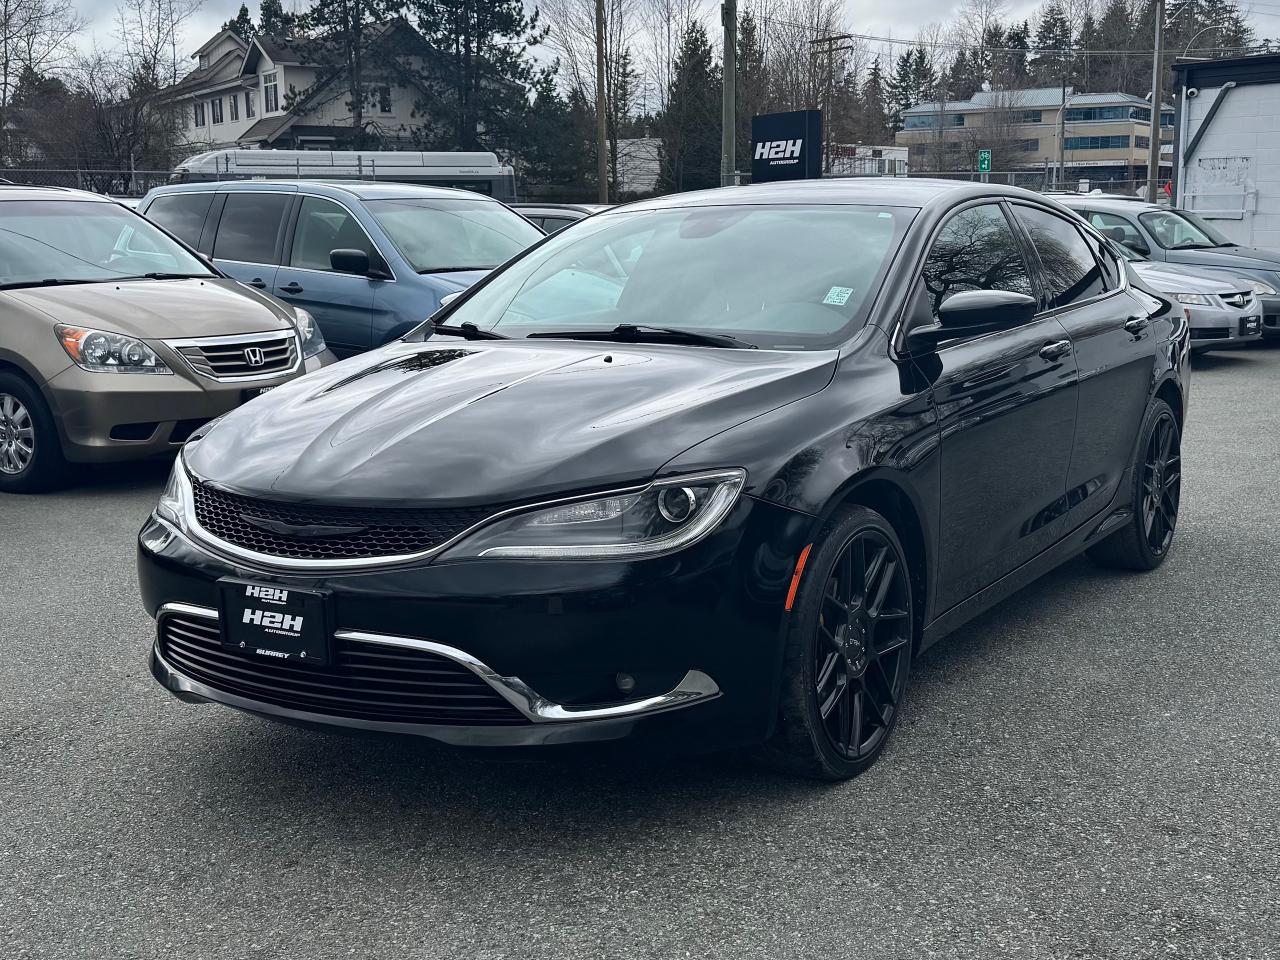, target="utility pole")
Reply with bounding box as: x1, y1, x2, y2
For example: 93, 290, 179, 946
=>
1057, 77, 1067, 190
721, 0, 737, 187
1146, 0, 1166, 202
595, 0, 609, 204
